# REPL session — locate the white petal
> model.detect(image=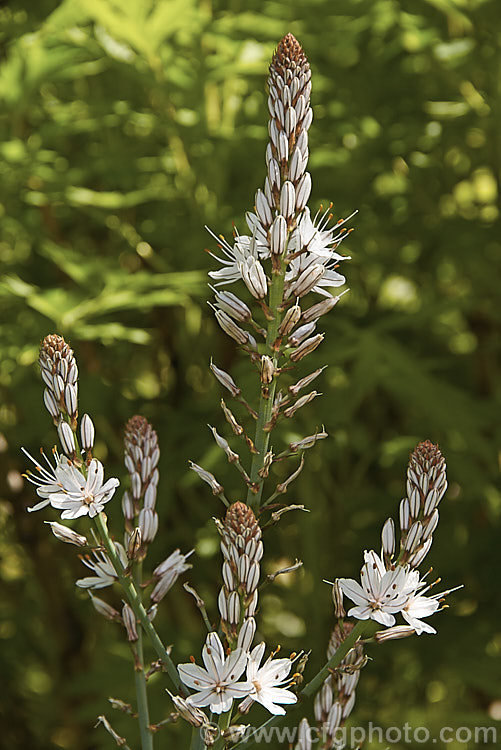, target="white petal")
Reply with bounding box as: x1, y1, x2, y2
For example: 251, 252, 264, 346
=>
177, 663, 213, 689
339, 578, 369, 606
60, 505, 89, 520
